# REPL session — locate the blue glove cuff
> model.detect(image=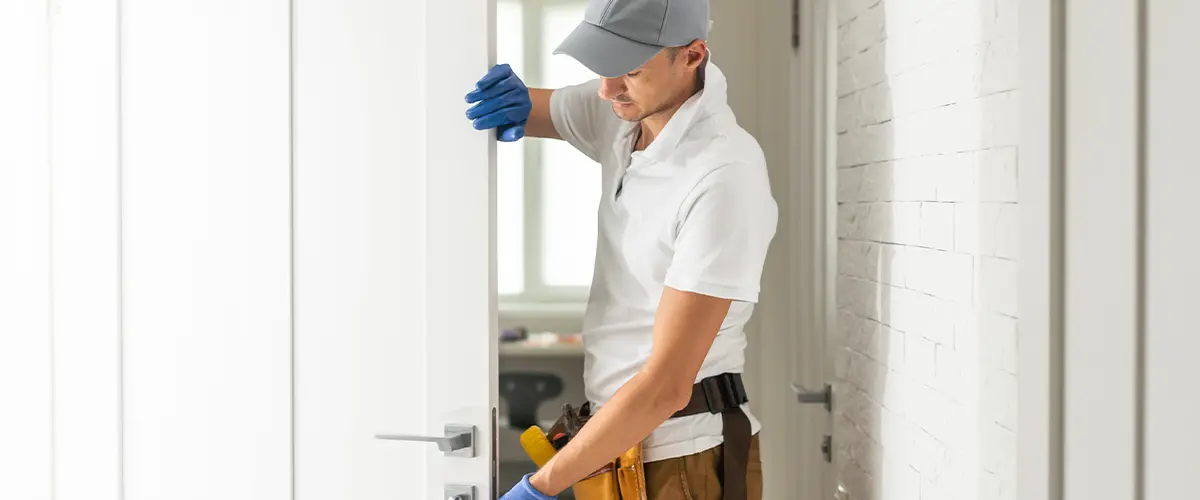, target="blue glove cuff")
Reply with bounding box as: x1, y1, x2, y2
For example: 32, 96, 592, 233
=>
515, 473, 556, 500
